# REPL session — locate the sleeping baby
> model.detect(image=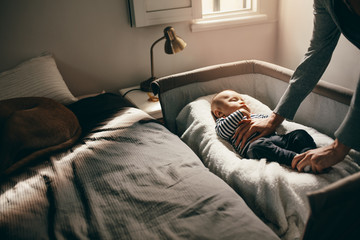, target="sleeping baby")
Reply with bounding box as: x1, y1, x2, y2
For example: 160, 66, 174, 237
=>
211, 89, 316, 169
